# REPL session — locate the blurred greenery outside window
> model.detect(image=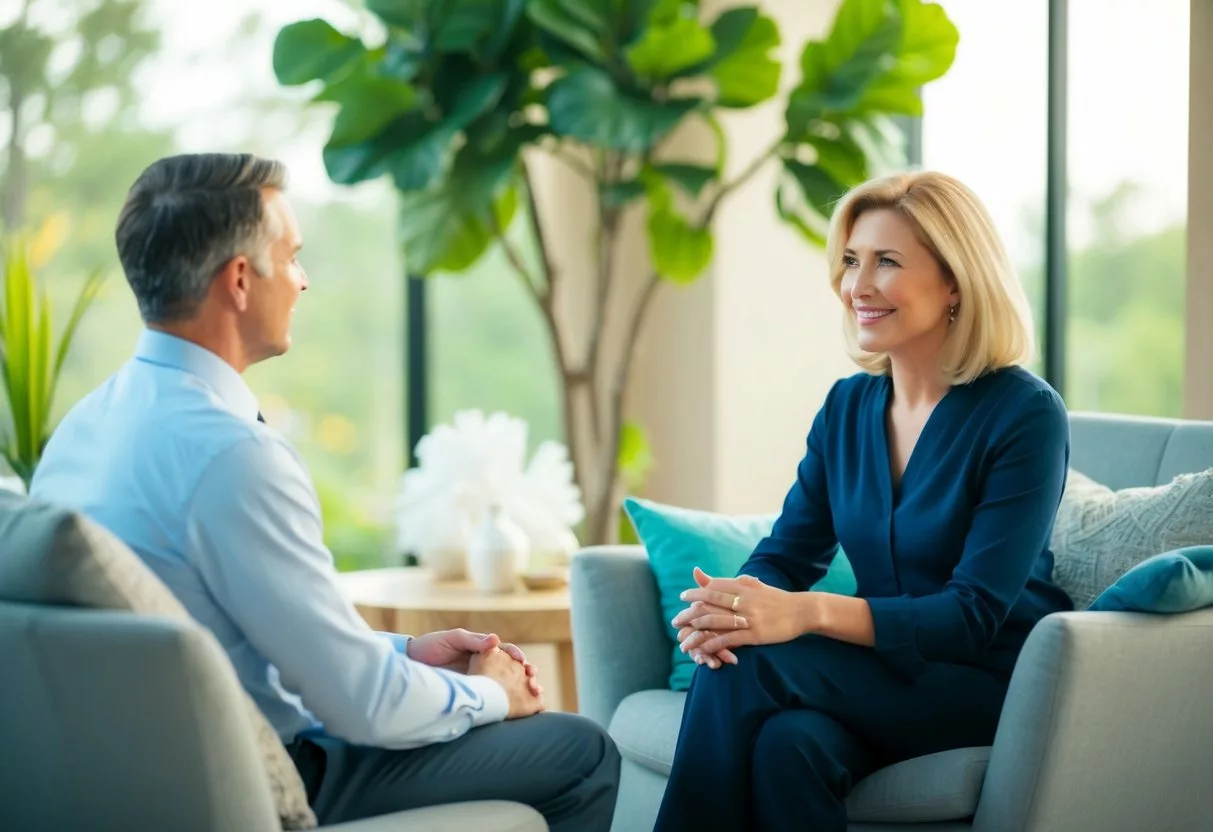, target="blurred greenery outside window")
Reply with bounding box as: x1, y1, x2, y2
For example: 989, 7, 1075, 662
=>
924, 0, 1188, 418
